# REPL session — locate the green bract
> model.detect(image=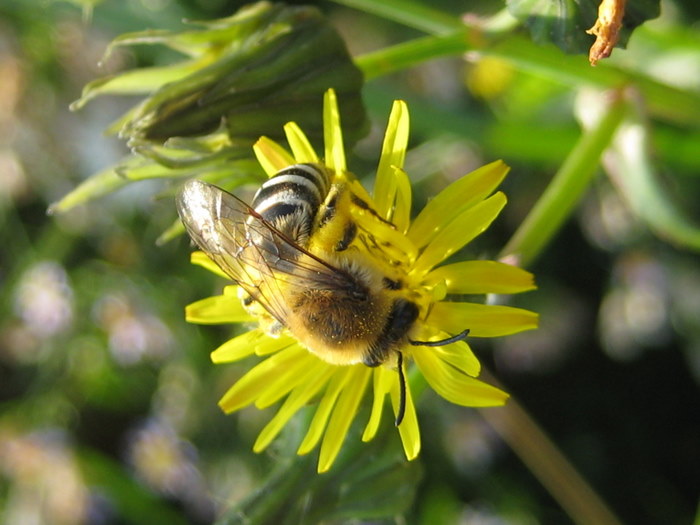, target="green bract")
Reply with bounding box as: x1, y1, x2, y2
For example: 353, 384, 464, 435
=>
54, 2, 367, 229
74, 2, 366, 145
